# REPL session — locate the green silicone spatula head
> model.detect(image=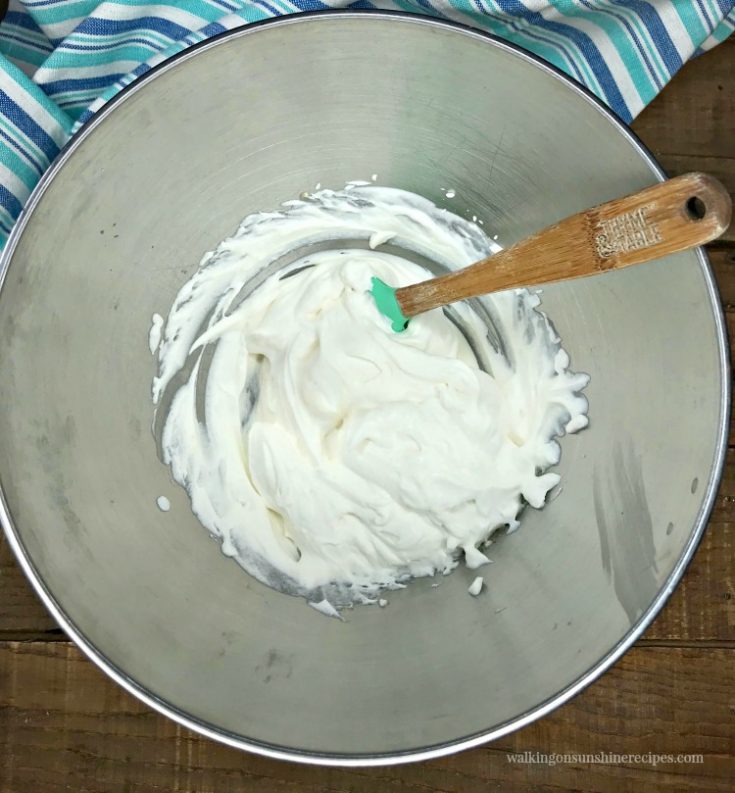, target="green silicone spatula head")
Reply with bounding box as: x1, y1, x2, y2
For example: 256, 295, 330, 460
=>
370, 277, 410, 332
